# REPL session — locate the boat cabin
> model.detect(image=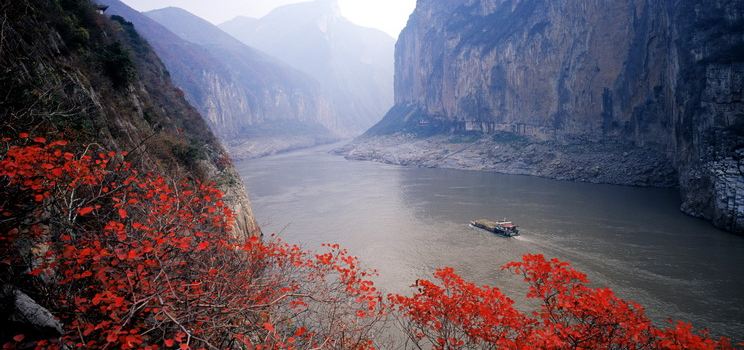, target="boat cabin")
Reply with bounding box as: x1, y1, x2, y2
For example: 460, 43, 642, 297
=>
471, 218, 520, 237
